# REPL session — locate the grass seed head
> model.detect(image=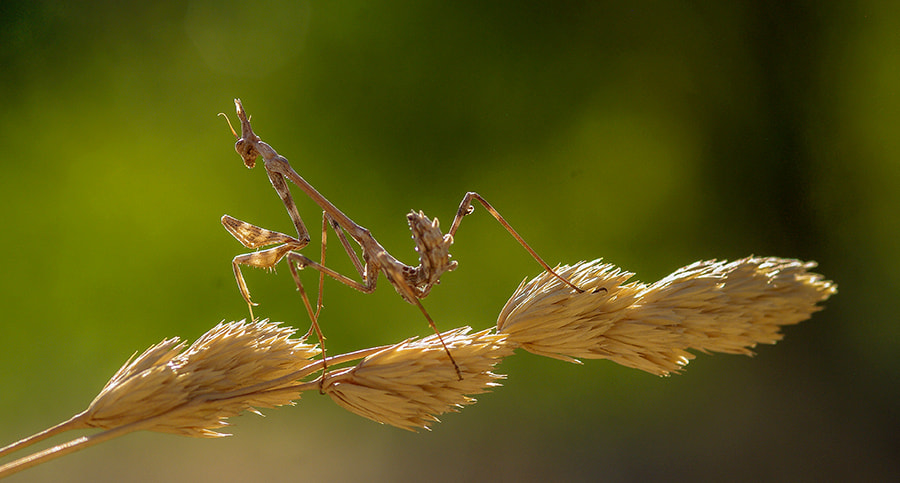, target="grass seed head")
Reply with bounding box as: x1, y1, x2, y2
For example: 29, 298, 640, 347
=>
82, 320, 320, 437
323, 327, 512, 431
497, 257, 836, 375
